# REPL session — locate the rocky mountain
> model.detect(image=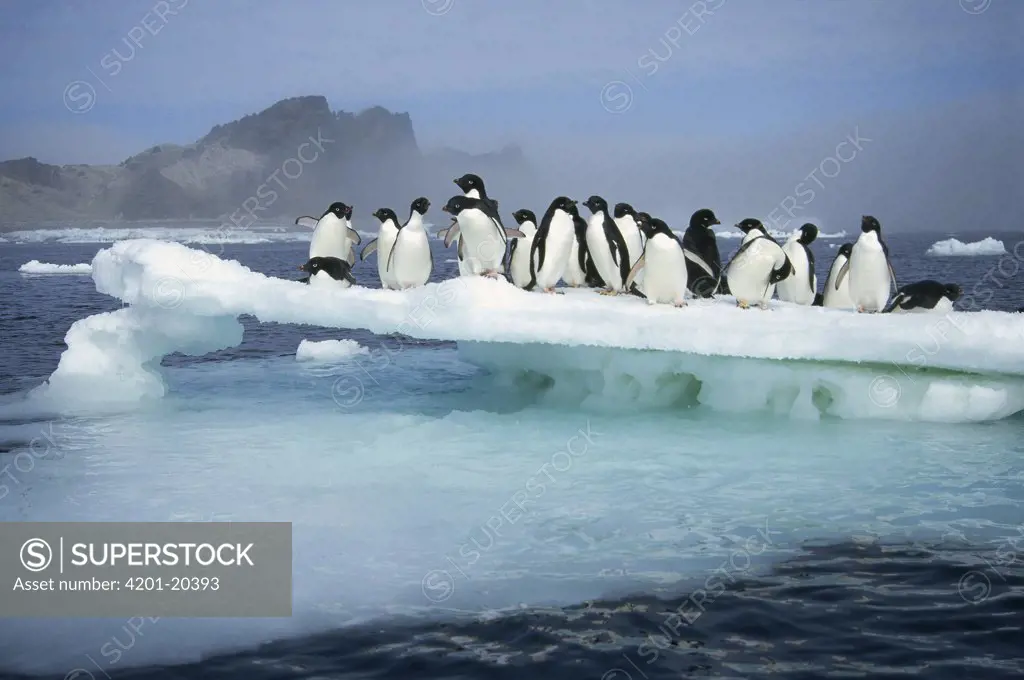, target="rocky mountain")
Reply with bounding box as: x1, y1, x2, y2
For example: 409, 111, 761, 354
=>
0, 96, 538, 225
